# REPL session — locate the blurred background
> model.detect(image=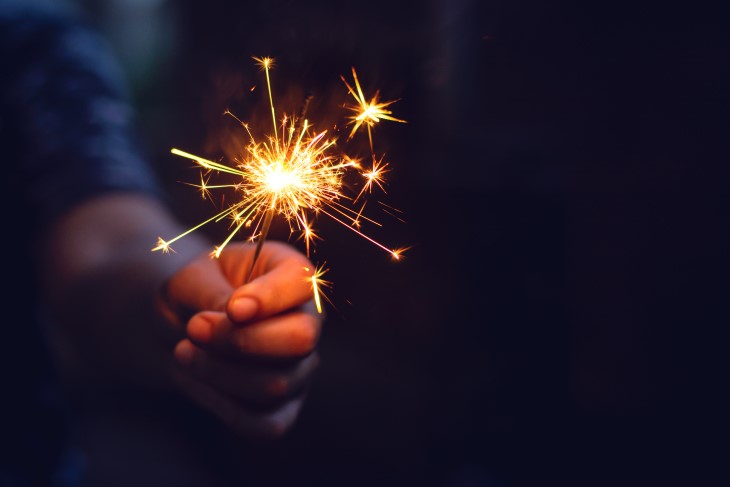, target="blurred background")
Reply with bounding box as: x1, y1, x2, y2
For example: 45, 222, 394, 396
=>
16, 0, 729, 485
